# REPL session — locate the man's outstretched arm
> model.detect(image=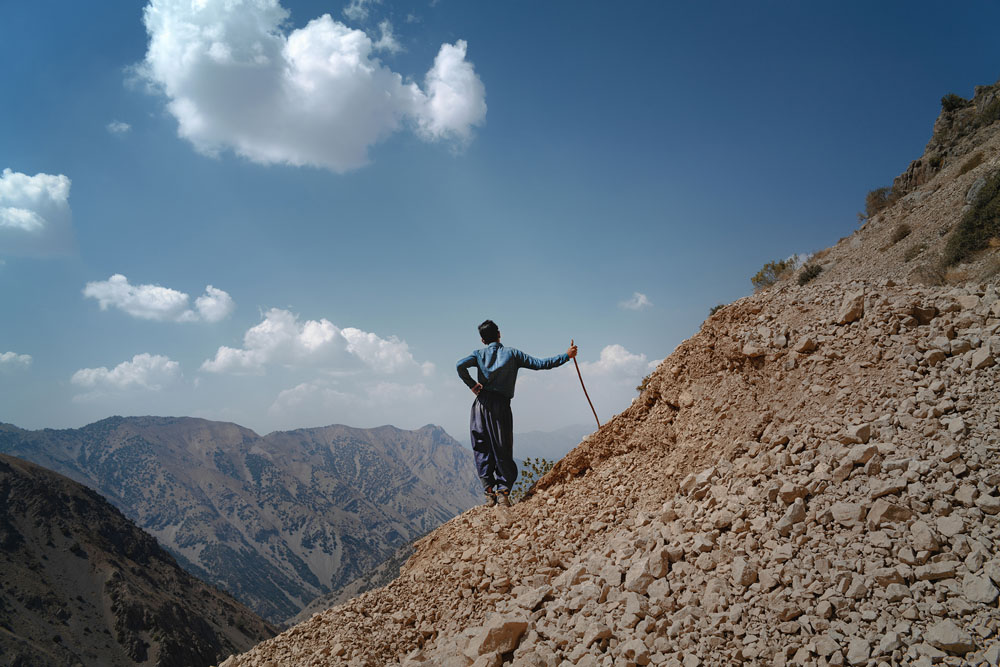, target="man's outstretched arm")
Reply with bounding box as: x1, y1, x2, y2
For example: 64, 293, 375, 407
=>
515, 343, 578, 370
456, 355, 482, 394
